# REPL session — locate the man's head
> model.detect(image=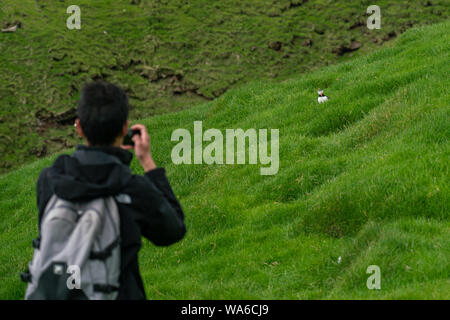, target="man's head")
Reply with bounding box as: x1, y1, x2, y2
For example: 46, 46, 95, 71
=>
75, 81, 129, 146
